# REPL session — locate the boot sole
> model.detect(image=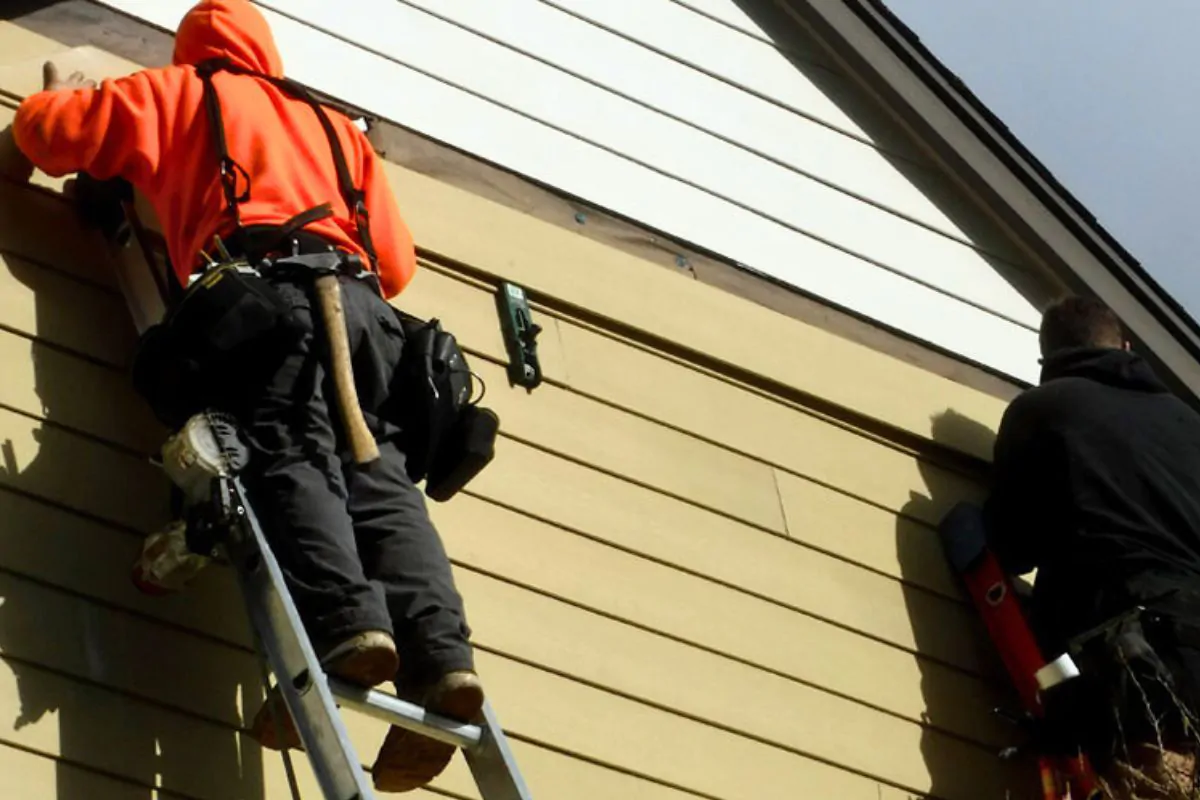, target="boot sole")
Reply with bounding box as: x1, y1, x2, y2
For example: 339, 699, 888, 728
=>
329, 645, 400, 689
372, 682, 485, 793
250, 645, 400, 751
